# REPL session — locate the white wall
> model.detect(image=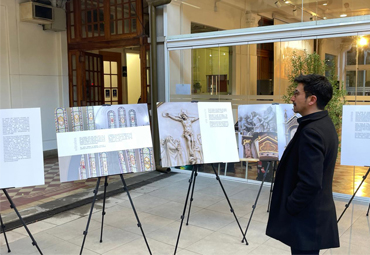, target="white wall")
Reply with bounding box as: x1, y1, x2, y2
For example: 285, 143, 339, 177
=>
0, 0, 68, 150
